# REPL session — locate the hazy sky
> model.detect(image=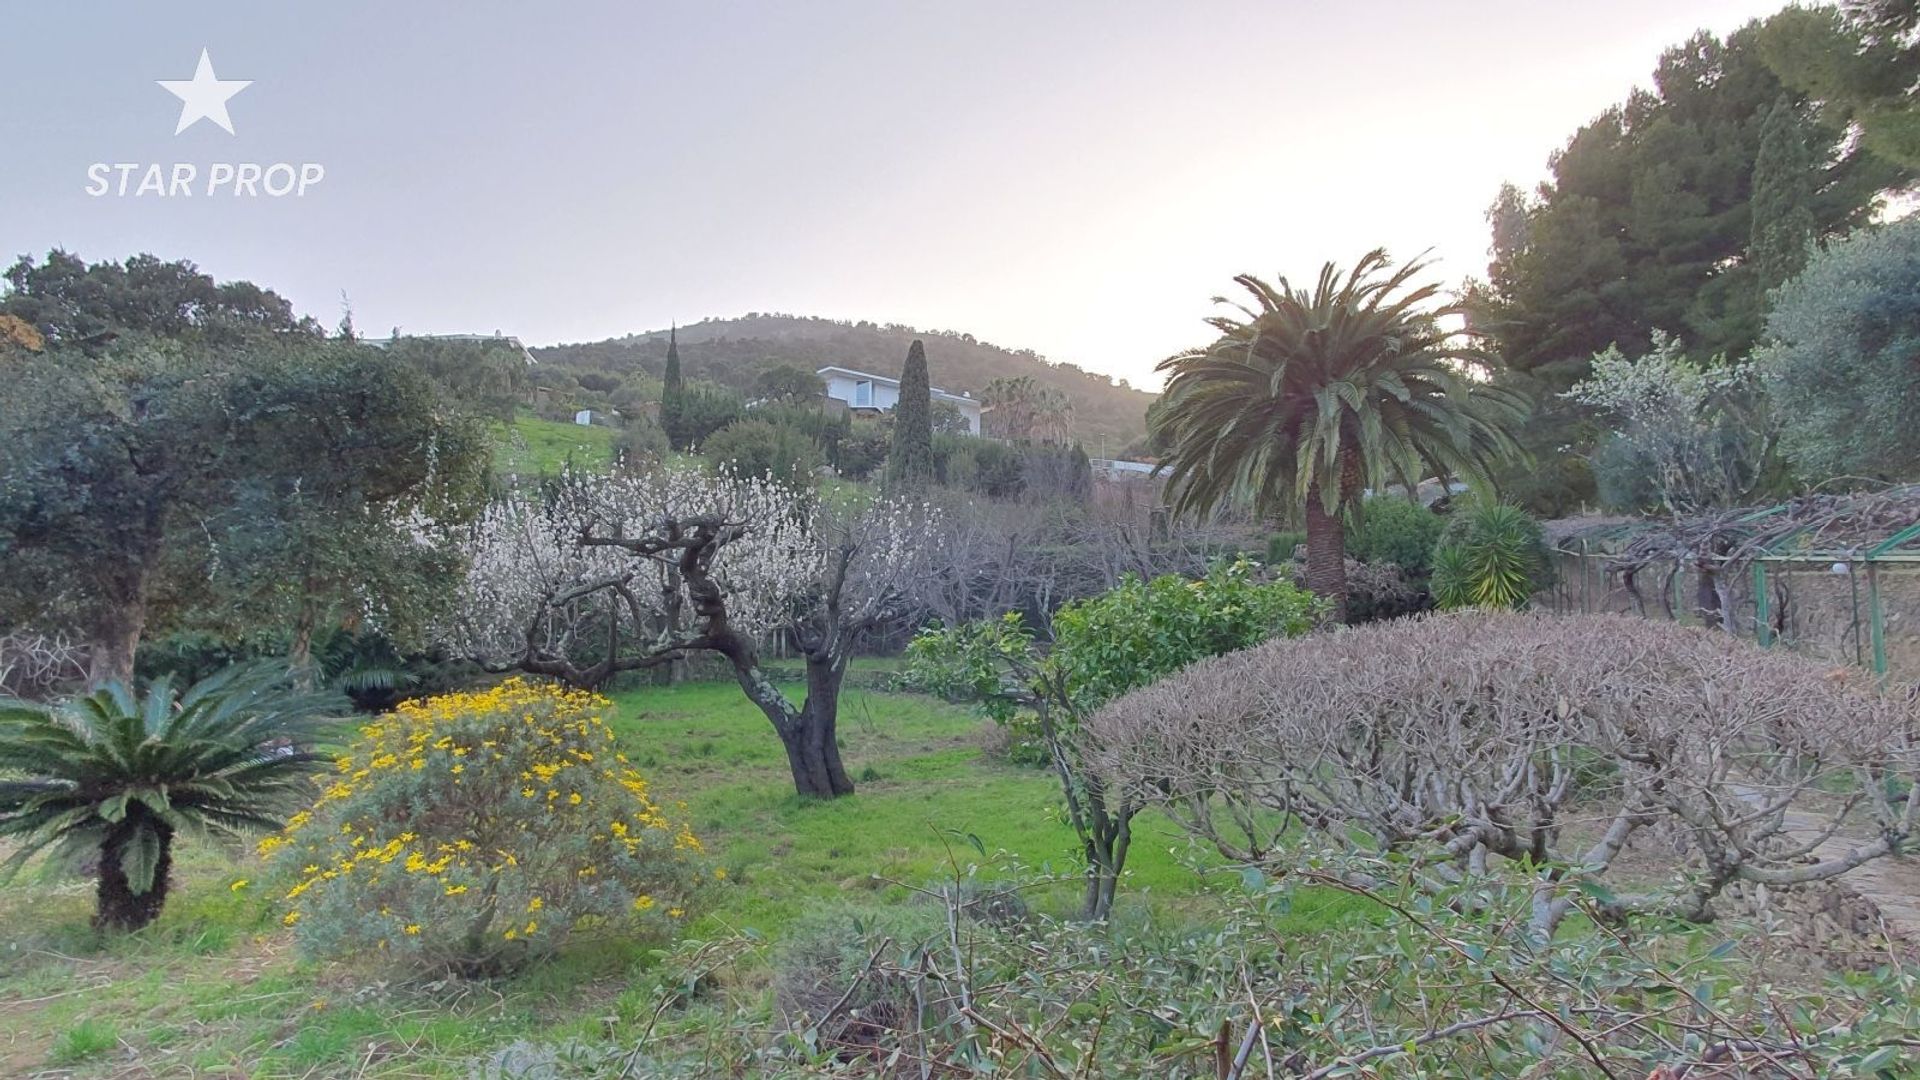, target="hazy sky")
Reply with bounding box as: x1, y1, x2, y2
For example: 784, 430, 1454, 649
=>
6, 1, 1786, 389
